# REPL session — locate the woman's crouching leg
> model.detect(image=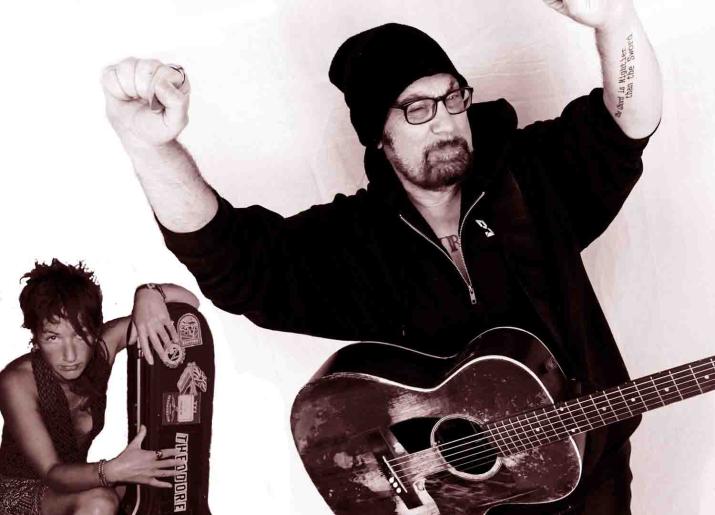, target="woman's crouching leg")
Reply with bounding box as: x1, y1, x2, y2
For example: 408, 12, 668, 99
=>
41, 486, 119, 515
